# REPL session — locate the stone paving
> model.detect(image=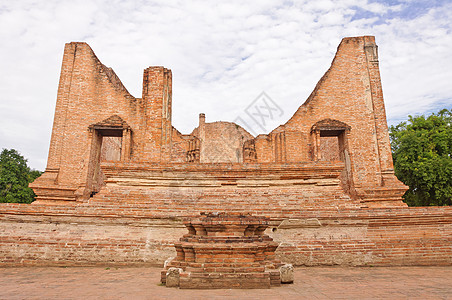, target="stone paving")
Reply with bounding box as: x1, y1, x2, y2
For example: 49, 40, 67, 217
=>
0, 266, 451, 299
